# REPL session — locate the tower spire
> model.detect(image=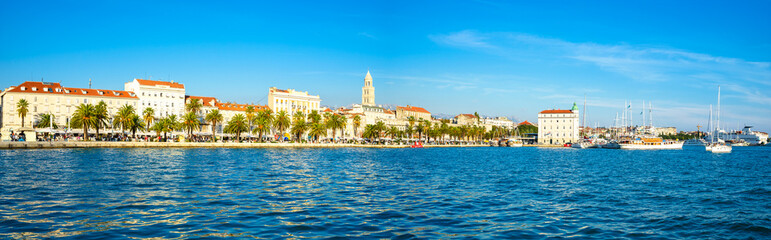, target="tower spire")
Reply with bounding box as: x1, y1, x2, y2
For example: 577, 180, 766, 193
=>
362, 69, 375, 106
